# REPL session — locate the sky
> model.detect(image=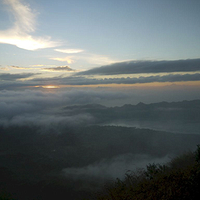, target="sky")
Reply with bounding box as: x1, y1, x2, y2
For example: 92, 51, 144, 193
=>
0, 0, 200, 105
